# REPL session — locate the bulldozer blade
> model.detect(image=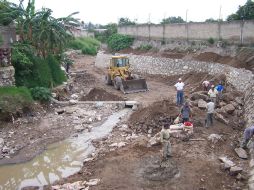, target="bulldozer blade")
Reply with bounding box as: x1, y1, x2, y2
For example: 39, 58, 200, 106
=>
121, 79, 148, 94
